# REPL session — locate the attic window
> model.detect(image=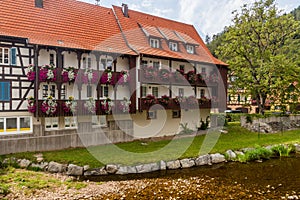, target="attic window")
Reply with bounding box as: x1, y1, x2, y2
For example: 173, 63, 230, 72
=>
150, 38, 159, 48
169, 42, 178, 51
187, 45, 194, 54
35, 0, 43, 8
